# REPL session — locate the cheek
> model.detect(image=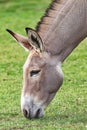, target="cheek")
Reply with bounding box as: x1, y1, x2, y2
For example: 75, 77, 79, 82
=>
44, 72, 63, 93
44, 75, 58, 93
